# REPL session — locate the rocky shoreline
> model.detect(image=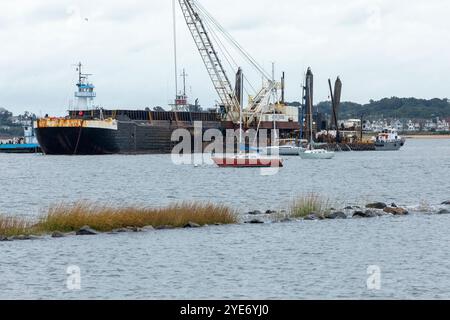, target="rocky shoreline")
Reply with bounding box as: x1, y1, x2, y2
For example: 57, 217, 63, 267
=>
1, 201, 449, 242
243, 201, 450, 224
